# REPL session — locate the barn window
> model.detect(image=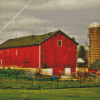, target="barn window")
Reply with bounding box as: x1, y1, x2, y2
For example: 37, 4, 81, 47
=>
58, 40, 62, 46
